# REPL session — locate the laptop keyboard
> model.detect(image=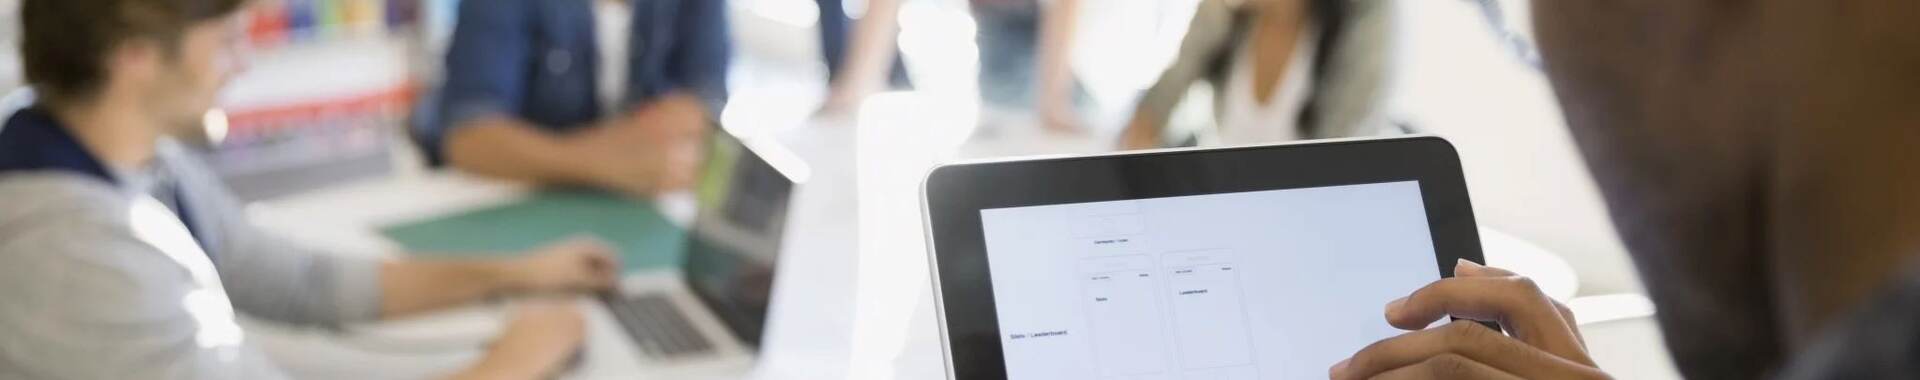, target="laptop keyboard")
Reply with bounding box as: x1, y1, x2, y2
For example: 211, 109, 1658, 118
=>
604, 294, 717, 358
